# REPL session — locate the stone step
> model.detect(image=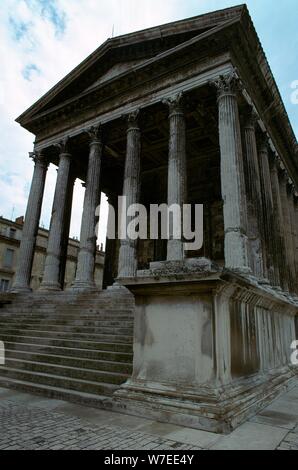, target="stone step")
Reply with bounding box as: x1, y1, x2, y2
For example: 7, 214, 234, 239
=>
2, 307, 134, 315
0, 319, 134, 328
0, 328, 132, 342
0, 314, 134, 322
0, 290, 134, 403
0, 334, 133, 352
0, 376, 115, 409
0, 376, 123, 412
3, 358, 129, 384
5, 349, 132, 374
0, 366, 118, 395
2, 341, 133, 363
